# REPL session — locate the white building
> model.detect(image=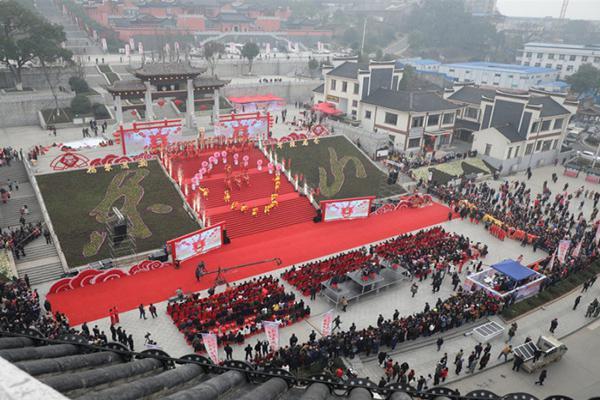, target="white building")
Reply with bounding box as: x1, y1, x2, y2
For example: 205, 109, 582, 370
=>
444, 85, 578, 173
519, 42, 600, 79
359, 89, 461, 152
438, 61, 560, 91
312, 57, 403, 119
396, 58, 441, 72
